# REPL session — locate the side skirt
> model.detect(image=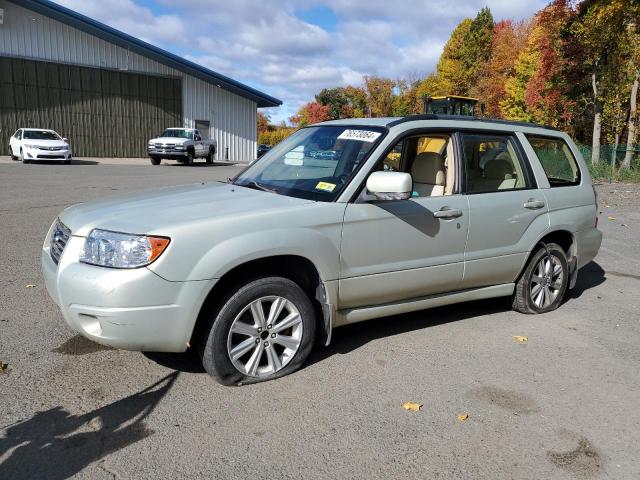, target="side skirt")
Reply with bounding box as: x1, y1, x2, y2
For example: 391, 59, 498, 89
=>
335, 283, 515, 327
